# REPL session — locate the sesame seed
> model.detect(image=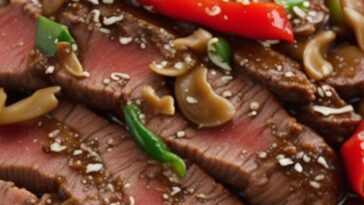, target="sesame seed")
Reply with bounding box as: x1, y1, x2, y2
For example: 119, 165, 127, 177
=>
294, 163, 303, 173
48, 129, 60, 138
315, 174, 325, 181
176, 131, 186, 138
99, 28, 111, 34
278, 158, 294, 166
73, 149, 83, 156
222, 75, 233, 82
119, 36, 133, 45
303, 154, 311, 163
284, 71, 294, 78
296, 151, 304, 159
171, 186, 182, 196
276, 154, 285, 160
309, 181, 321, 189
222, 90, 232, 98
250, 102, 260, 110
258, 152, 267, 159
317, 156, 329, 169
50, 142, 67, 153
129, 196, 135, 205
186, 96, 198, 104
102, 78, 111, 85
174, 62, 184, 70
163, 193, 169, 200
45, 65, 55, 74
196, 193, 207, 199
